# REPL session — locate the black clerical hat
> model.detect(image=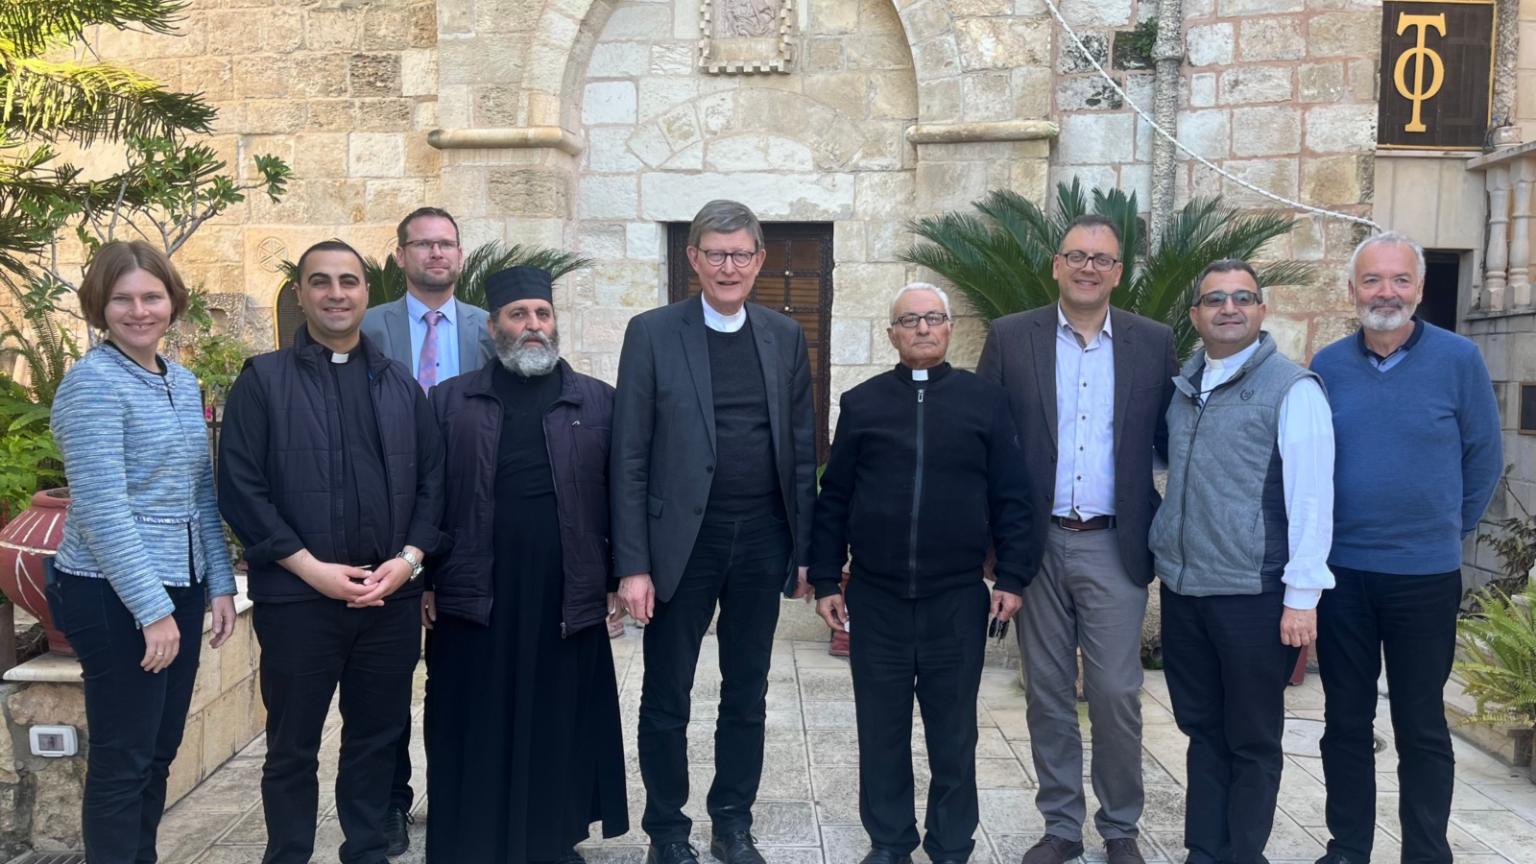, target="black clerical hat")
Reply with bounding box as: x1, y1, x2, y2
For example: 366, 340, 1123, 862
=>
484, 266, 553, 312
